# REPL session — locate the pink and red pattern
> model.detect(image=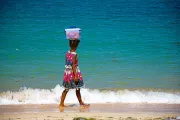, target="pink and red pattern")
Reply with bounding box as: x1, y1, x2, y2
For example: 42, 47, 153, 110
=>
63, 51, 84, 89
